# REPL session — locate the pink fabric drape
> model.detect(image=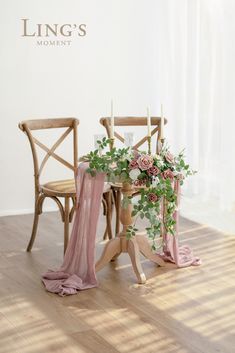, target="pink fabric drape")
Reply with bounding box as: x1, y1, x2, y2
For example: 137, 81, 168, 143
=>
160, 180, 201, 267
42, 163, 105, 296
42, 165, 200, 296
